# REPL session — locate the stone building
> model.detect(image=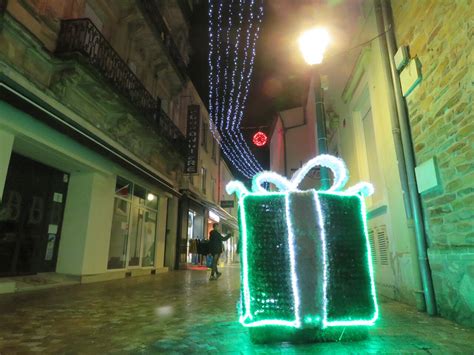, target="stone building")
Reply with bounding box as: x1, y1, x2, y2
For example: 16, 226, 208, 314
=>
390, 0, 473, 327
0, 0, 238, 288
173, 80, 238, 270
